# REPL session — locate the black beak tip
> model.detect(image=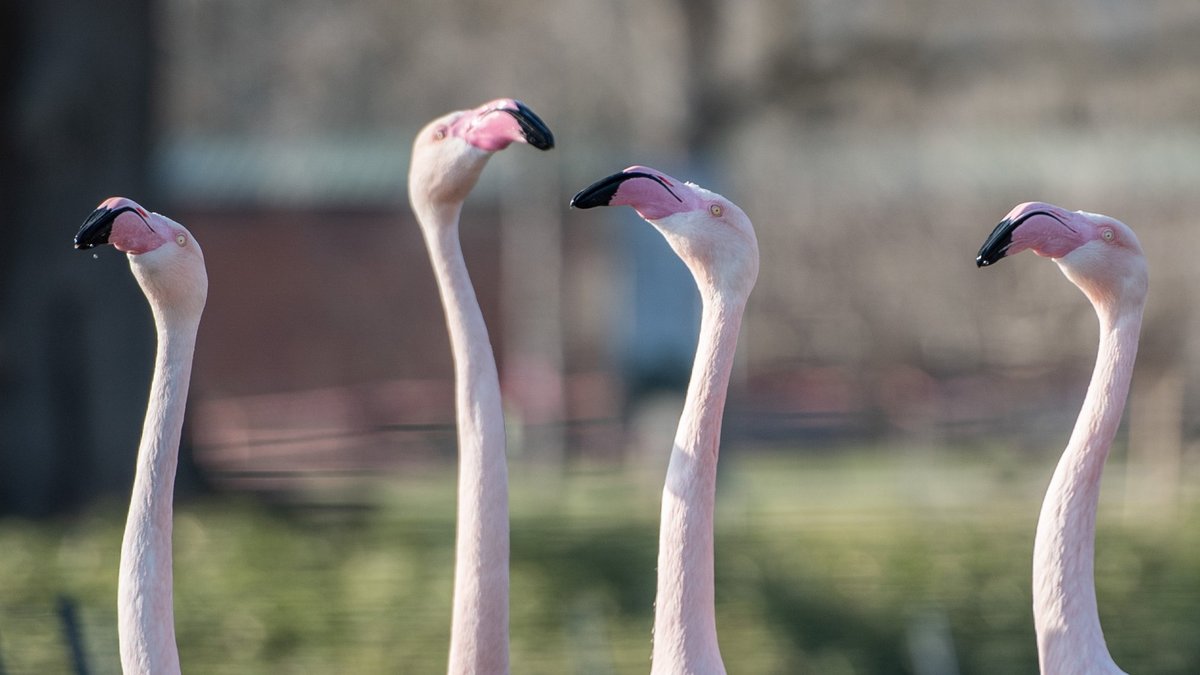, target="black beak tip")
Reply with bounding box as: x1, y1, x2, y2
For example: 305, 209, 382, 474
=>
509, 102, 555, 151
975, 218, 1017, 269
74, 206, 118, 250
569, 174, 627, 210
529, 127, 555, 152
568, 190, 604, 209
